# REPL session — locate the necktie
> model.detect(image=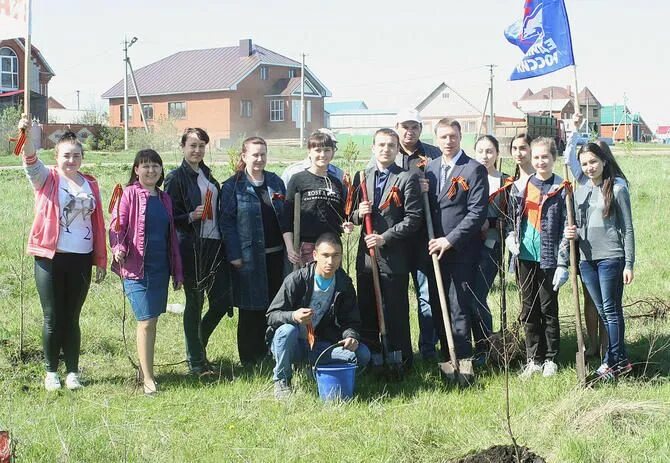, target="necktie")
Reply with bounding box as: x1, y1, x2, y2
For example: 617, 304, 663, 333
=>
440, 164, 451, 194
374, 171, 388, 207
